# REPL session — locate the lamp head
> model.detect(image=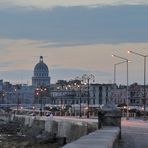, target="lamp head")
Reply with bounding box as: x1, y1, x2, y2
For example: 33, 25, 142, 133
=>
111, 54, 114, 57
127, 50, 131, 54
